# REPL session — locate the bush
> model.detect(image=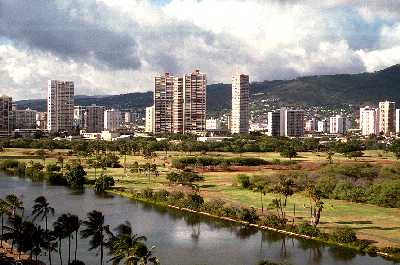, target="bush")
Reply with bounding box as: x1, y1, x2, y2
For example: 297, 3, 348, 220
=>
166, 170, 204, 185
187, 193, 204, 209
367, 180, 400, 208
153, 189, 170, 201
0, 159, 19, 170
15, 162, 26, 177
142, 188, 154, 199
94, 174, 115, 192
46, 172, 67, 185
331, 227, 357, 243
237, 207, 259, 223
297, 222, 320, 237
258, 214, 287, 229
236, 174, 251, 189
65, 164, 87, 188
46, 163, 61, 172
